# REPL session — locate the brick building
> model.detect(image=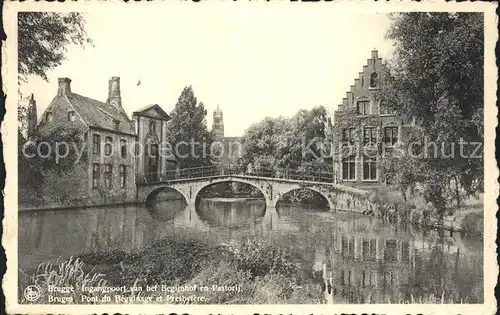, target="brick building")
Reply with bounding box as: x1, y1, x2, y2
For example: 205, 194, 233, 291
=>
36, 77, 176, 206
332, 50, 413, 187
